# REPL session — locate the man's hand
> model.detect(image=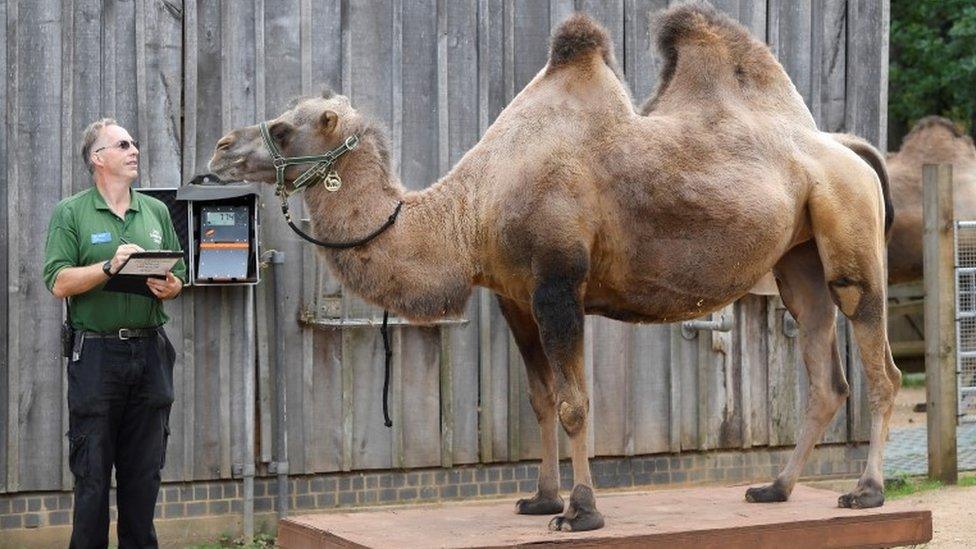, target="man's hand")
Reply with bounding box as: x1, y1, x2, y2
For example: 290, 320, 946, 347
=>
146, 271, 183, 300
109, 243, 145, 274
